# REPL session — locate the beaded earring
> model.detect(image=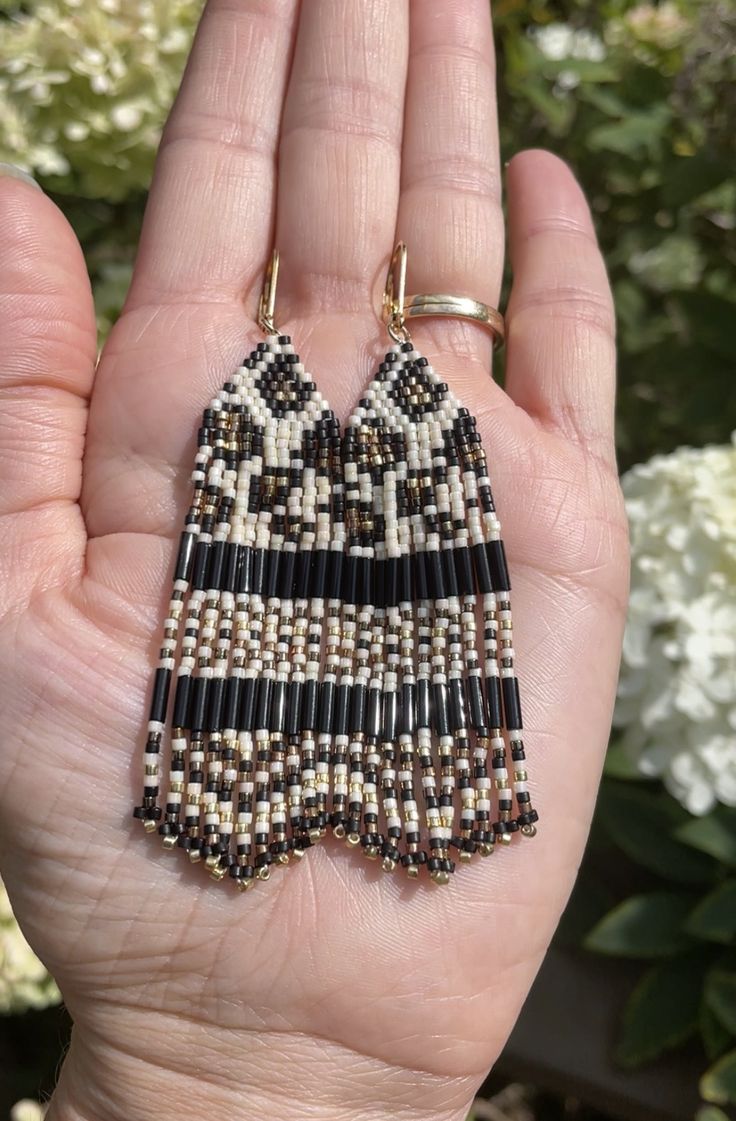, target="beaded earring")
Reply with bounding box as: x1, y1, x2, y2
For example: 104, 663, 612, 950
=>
134, 247, 538, 889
